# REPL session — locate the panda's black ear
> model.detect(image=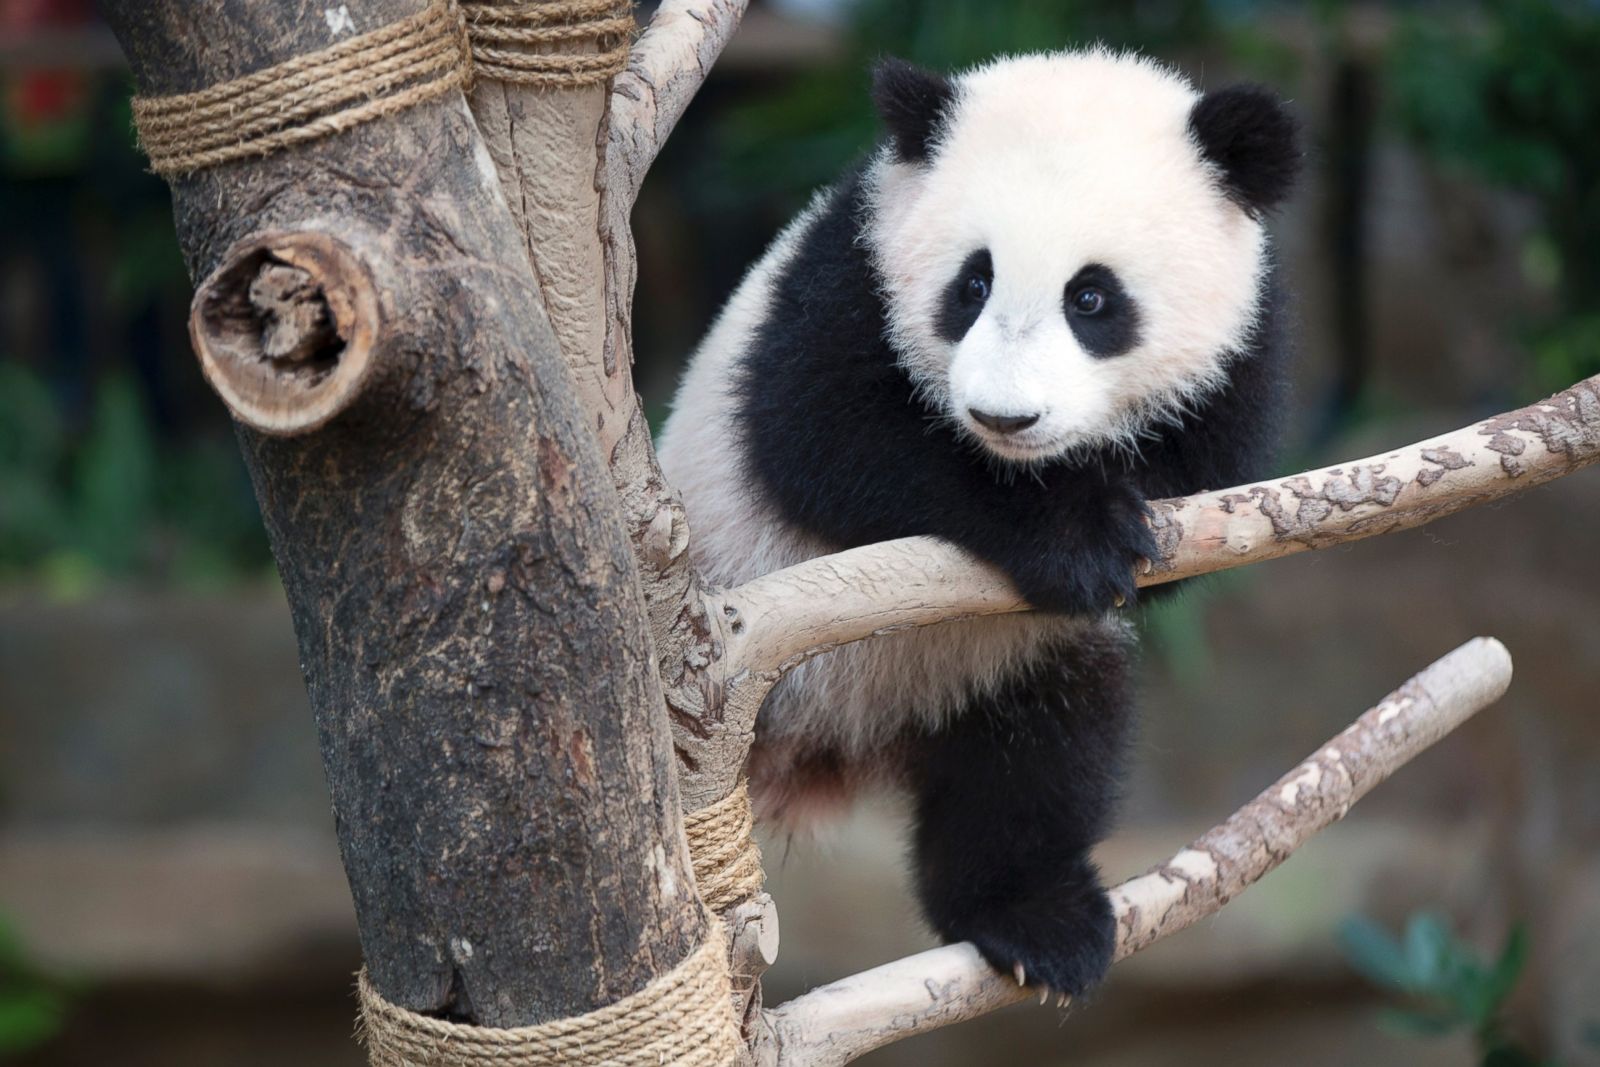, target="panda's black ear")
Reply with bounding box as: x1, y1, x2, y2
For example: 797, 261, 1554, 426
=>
872, 57, 956, 164
1189, 84, 1301, 215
